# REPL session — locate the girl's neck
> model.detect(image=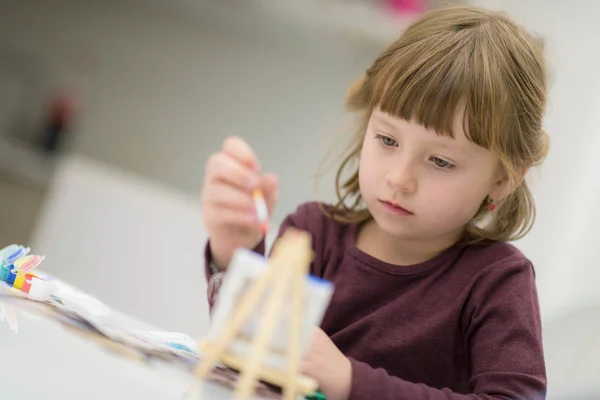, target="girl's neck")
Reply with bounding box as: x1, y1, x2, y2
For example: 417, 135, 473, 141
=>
355, 219, 462, 266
